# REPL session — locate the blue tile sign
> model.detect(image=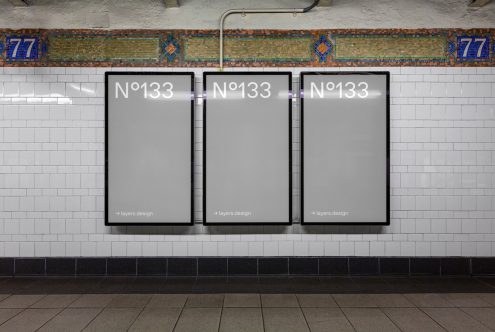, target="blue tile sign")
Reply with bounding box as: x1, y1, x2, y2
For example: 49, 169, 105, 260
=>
6, 36, 39, 61
457, 36, 490, 60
